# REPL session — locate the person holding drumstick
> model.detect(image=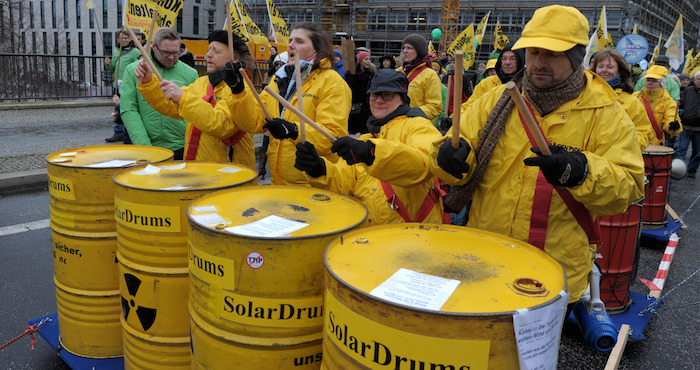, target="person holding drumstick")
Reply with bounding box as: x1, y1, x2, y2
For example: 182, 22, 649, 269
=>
294, 69, 444, 225
229, 22, 351, 186
590, 48, 655, 152
633, 65, 682, 146
133, 30, 255, 167
432, 5, 644, 305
